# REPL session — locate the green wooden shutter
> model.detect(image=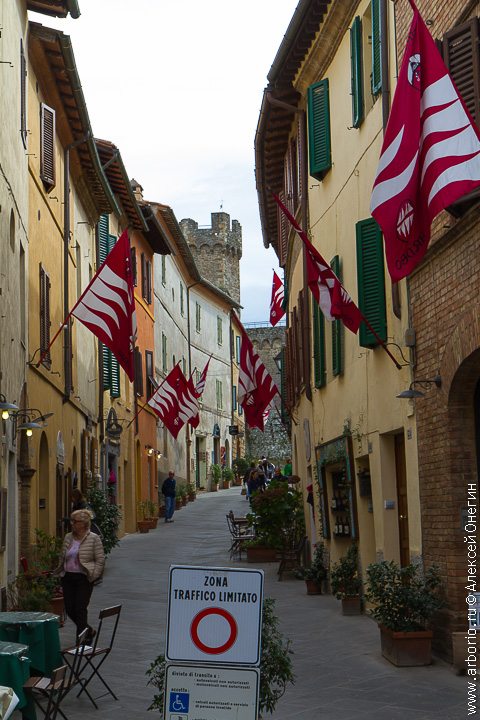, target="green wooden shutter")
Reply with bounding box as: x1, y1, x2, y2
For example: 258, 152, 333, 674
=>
98, 214, 109, 264
371, 0, 382, 95
307, 79, 331, 180
350, 16, 364, 128
110, 356, 120, 398
356, 218, 387, 347
331, 255, 343, 376
313, 302, 326, 388
102, 343, 111, 391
